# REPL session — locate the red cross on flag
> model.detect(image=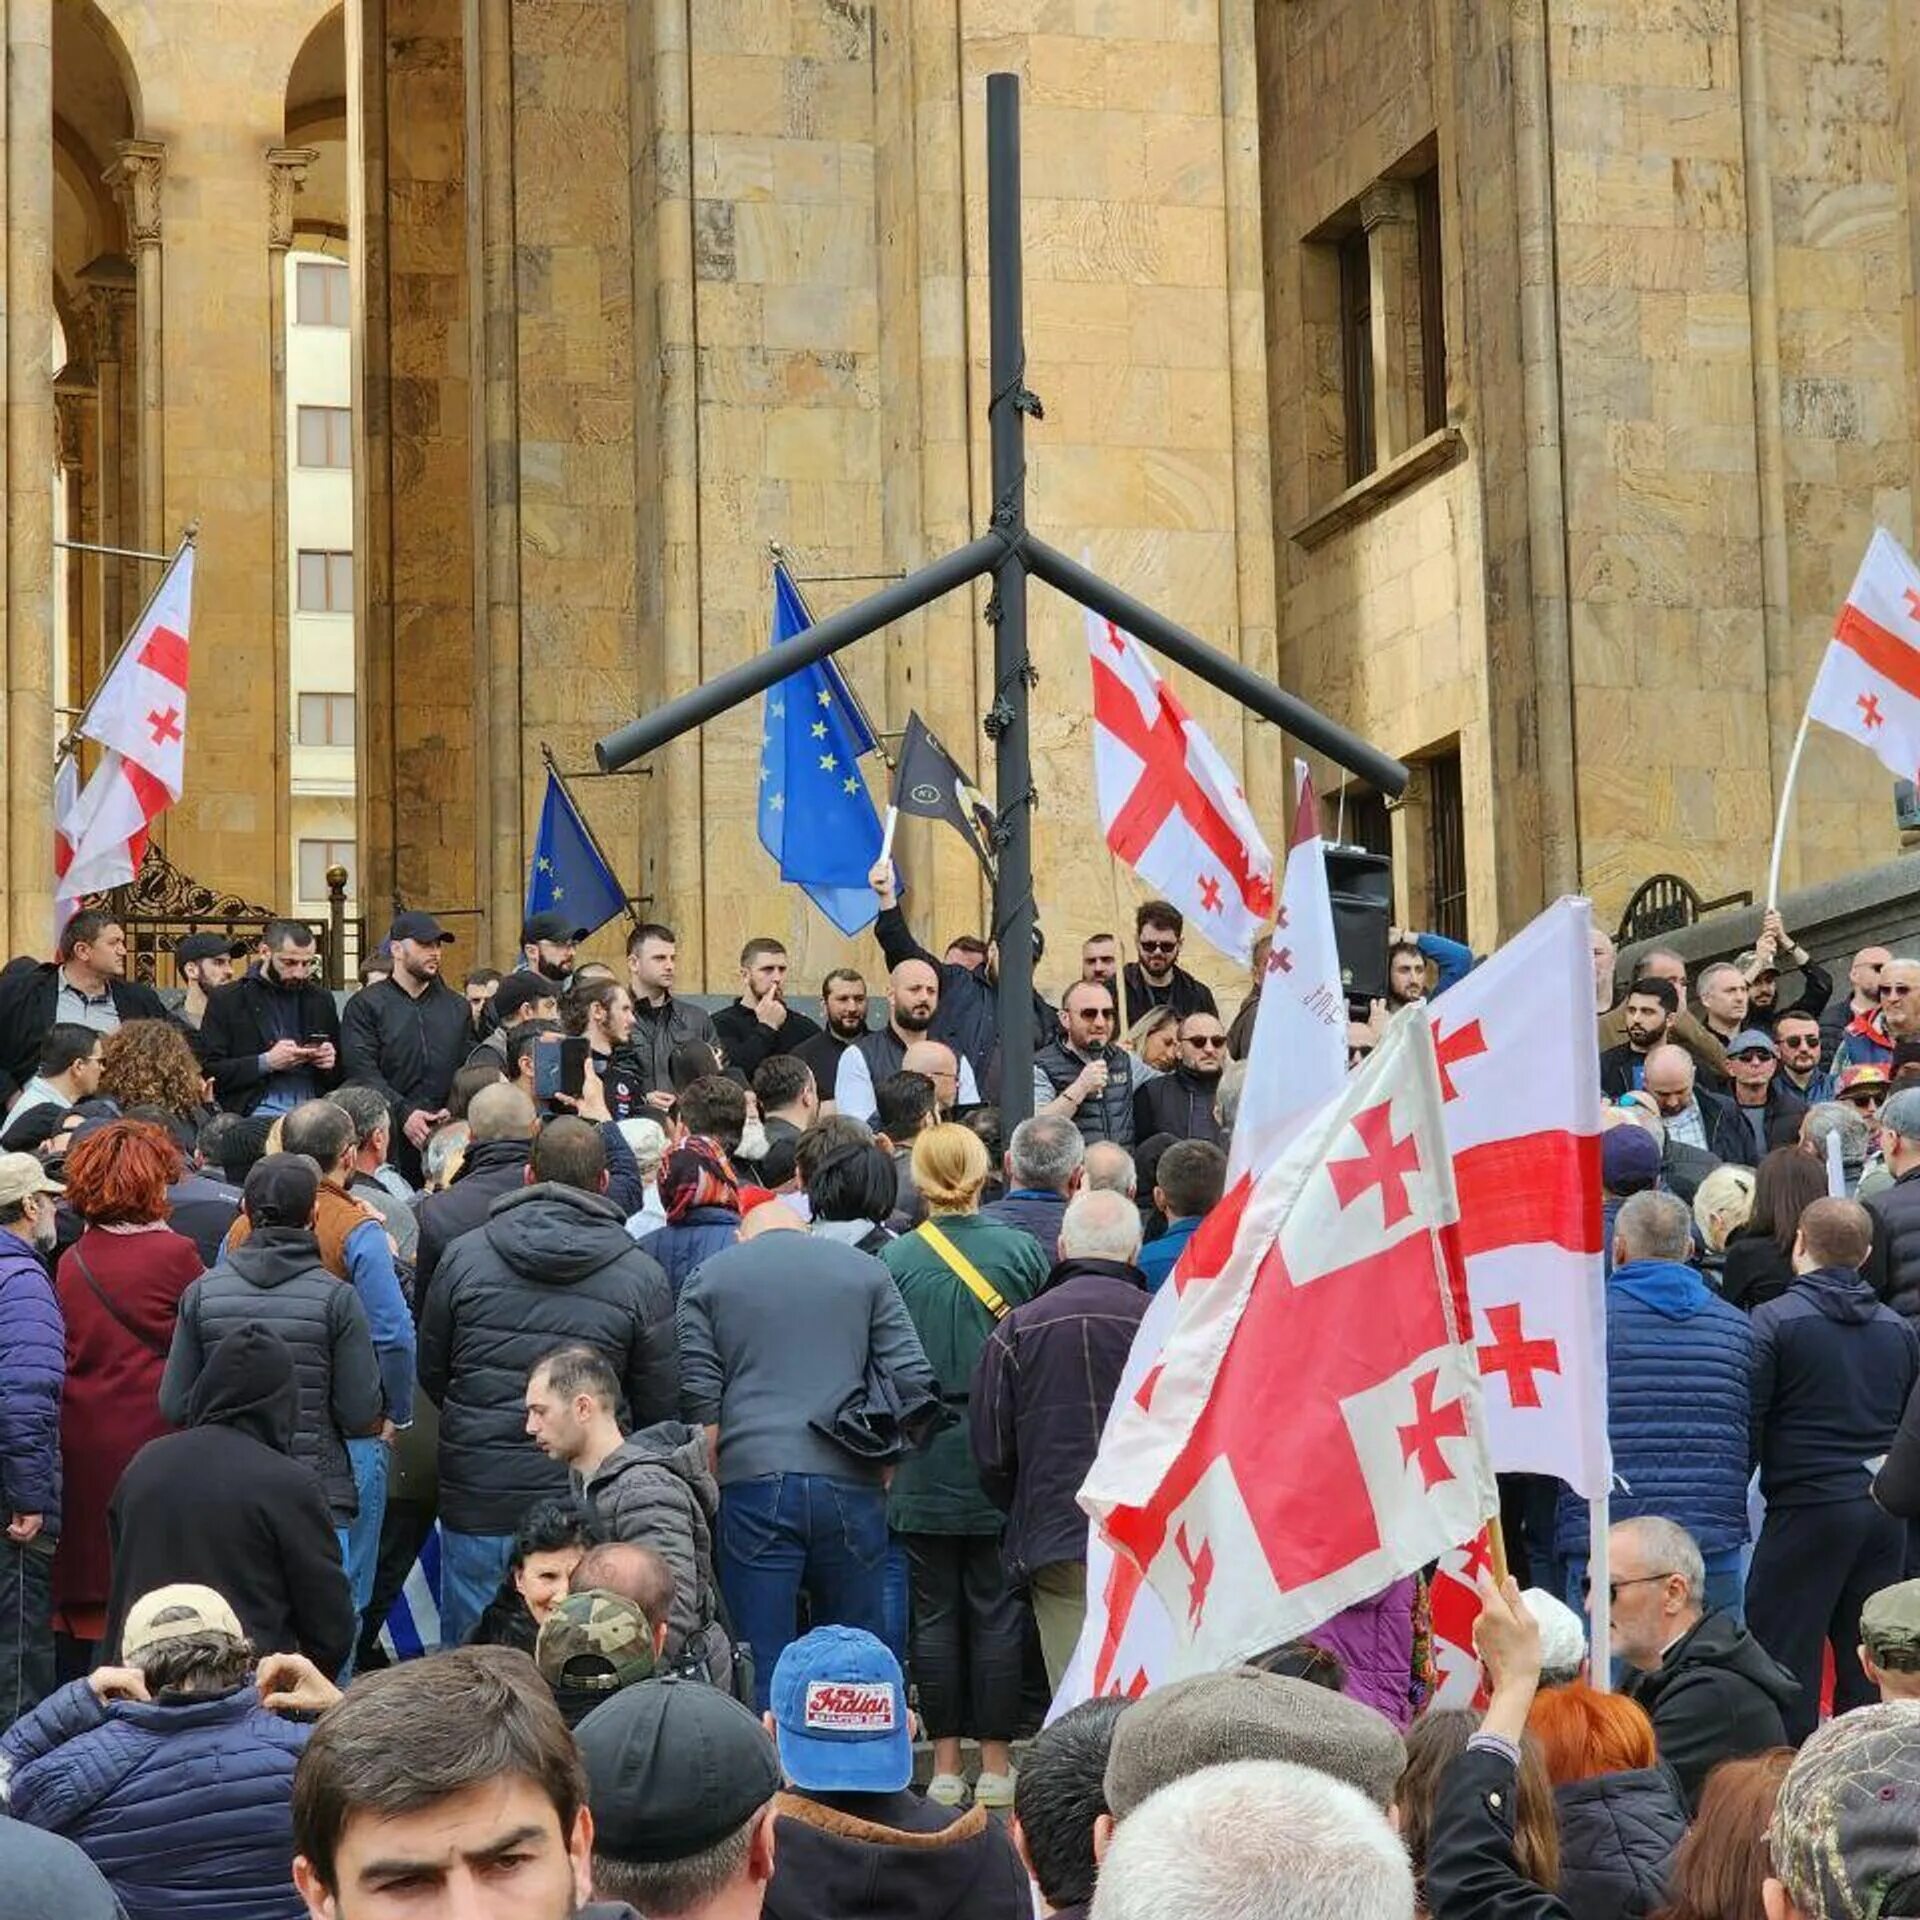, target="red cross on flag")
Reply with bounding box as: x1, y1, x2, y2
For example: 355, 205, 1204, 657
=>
1080, 1005, 1499, 1672
1806, 528, 1920, 785
1086, 606, 1274, 963
54, 543, 195, 928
